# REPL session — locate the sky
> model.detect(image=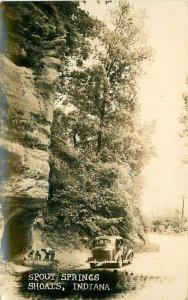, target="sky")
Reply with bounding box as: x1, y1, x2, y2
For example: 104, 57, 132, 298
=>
133, 0, 188, 216
81, 0, 188, 216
